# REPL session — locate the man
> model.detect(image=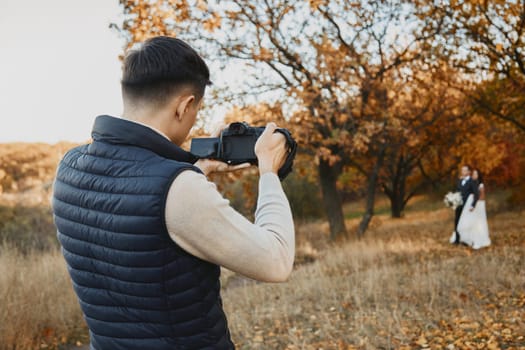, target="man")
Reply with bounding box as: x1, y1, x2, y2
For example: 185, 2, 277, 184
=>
452, 165, 479, 244
52, 36, 294, 349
